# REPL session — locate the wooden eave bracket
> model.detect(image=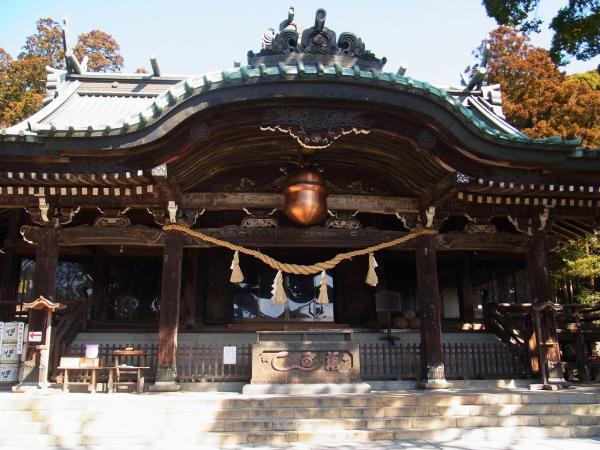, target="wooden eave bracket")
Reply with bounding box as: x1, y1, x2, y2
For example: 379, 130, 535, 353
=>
25, 196, 80, 226
147, 201, 203, 226
395, 206, 447, 231
508, 207, 554, 236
